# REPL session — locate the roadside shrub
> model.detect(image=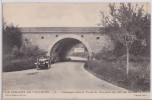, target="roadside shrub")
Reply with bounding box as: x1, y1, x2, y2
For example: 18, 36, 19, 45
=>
3, 23, 22, 54
3, 57, 36, 72
20, 43, 46, 57
3, 54, 14, 61
3, 41, 47, 72
128, 61, 150, 91
95, 47, 150, 63
118, 54, 150, 62
112, 41, 150, 57
85, 60, 126, 81
94, 46, 116, 61
95, 51, 116, 61
113, 41, 126, 57
130, 41, 150, 56
84, 58, 150, 92
11, 45, 20, 58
